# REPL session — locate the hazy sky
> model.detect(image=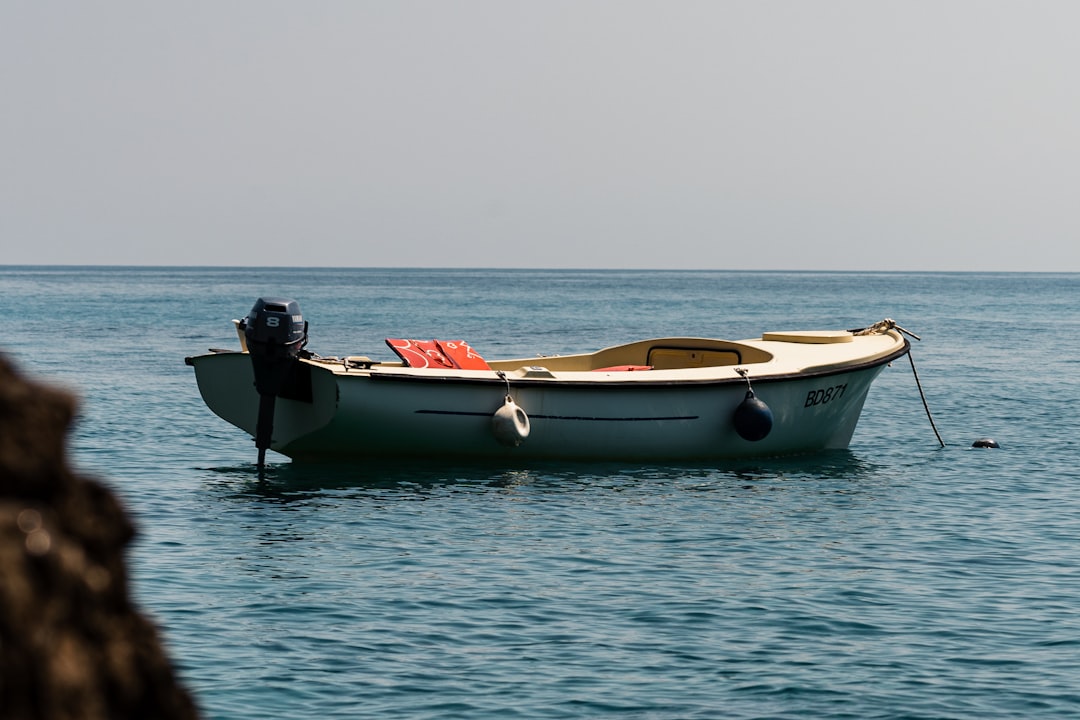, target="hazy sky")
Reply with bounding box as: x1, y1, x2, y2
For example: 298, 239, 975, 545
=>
3, 2, 1078, 271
